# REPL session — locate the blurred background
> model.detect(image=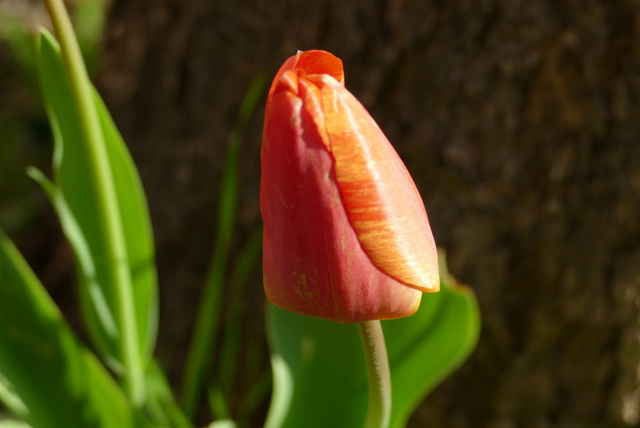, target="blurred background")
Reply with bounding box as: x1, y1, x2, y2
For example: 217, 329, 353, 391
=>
1, 0, 640, 426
